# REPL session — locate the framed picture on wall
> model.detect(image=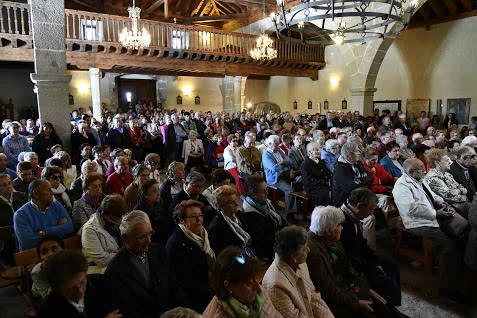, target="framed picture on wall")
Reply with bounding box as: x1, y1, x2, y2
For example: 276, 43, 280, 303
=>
406, 99, 430, 117
373, 100, 401, 112
447, 98, 471, 124
308, 100, 312, 110
436, 99, 443, 119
